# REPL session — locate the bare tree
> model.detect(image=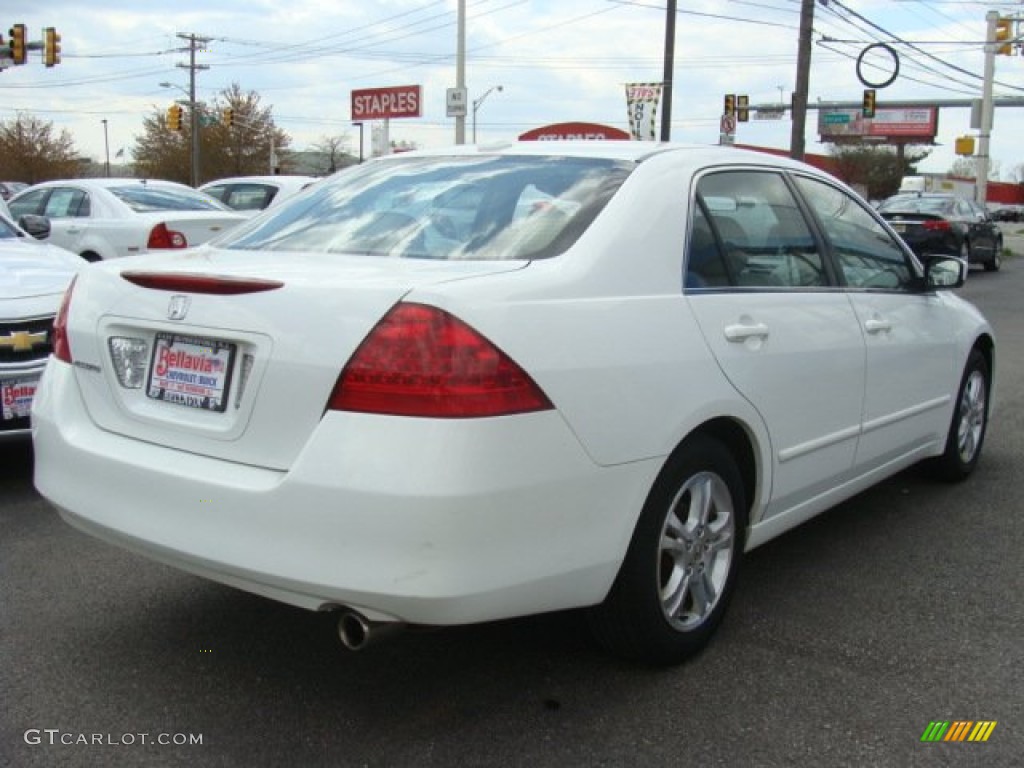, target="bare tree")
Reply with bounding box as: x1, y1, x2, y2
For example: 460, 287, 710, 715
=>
311, 134, 355, 174
0, 113, 81, 183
